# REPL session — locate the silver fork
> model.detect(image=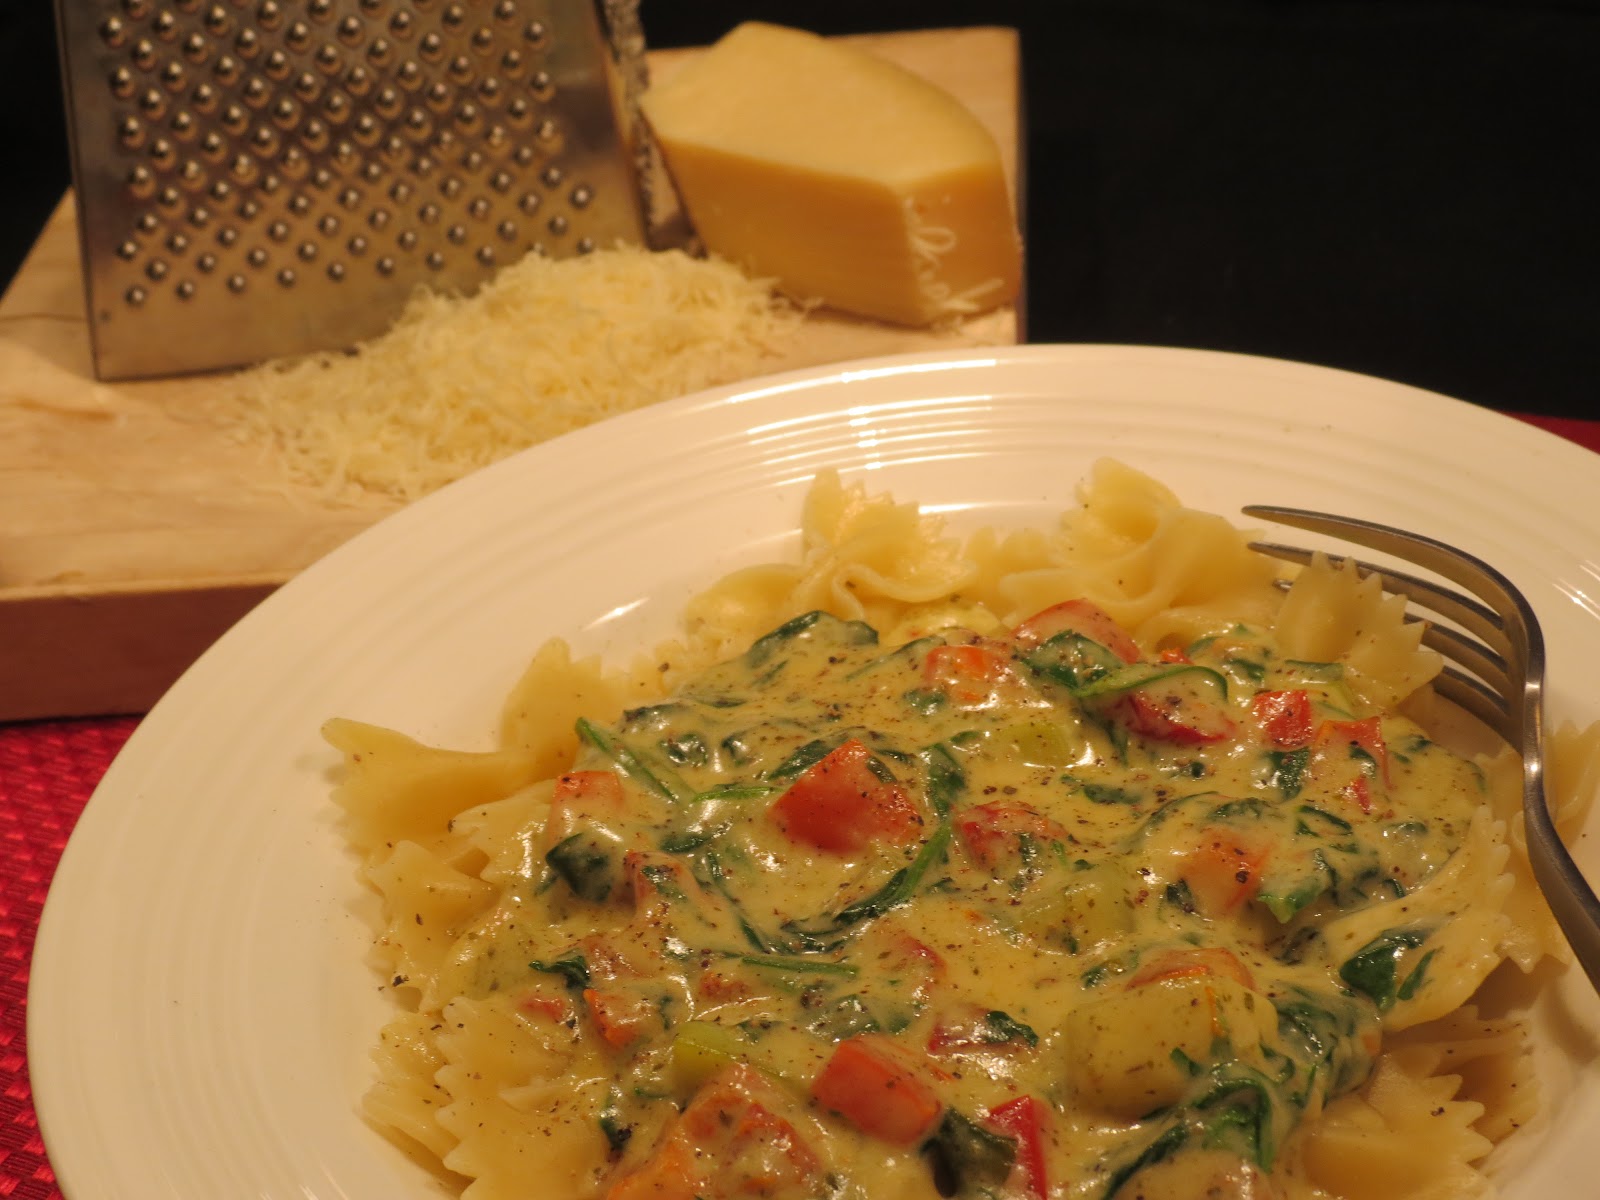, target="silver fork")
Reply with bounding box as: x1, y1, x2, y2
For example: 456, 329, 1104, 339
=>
1244, 505, 1600, 991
